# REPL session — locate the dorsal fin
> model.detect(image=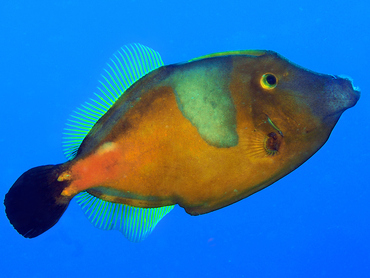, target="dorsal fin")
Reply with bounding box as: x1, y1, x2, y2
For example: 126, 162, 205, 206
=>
189, 50, 266, 62
62, 43, 164, 160
75, 192, 174, 242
